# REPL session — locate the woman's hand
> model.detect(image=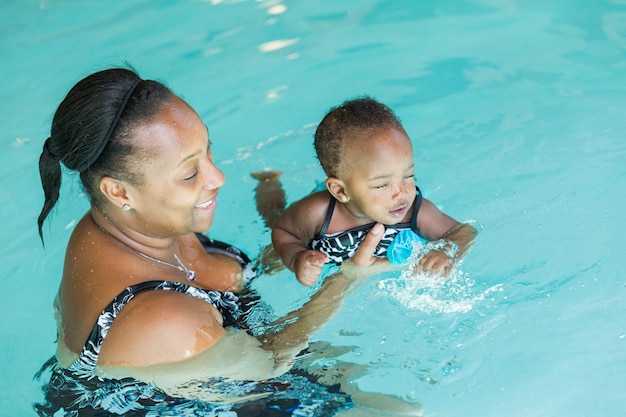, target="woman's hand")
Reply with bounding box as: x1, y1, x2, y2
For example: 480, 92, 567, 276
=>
294, 223, 388, 286
261, 222, 388, 360
341, 223, 390, 276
